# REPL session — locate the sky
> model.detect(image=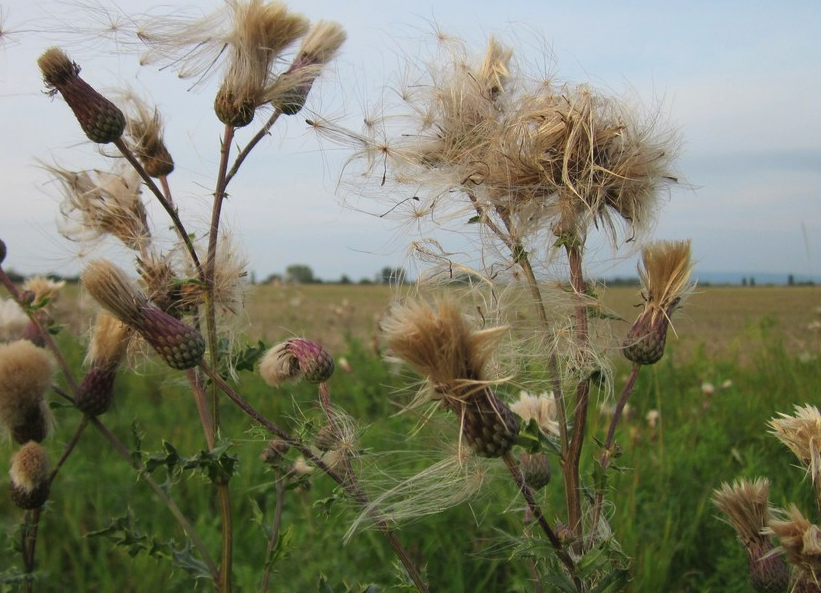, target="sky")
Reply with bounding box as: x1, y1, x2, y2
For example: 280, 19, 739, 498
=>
0, 0, 819, 283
